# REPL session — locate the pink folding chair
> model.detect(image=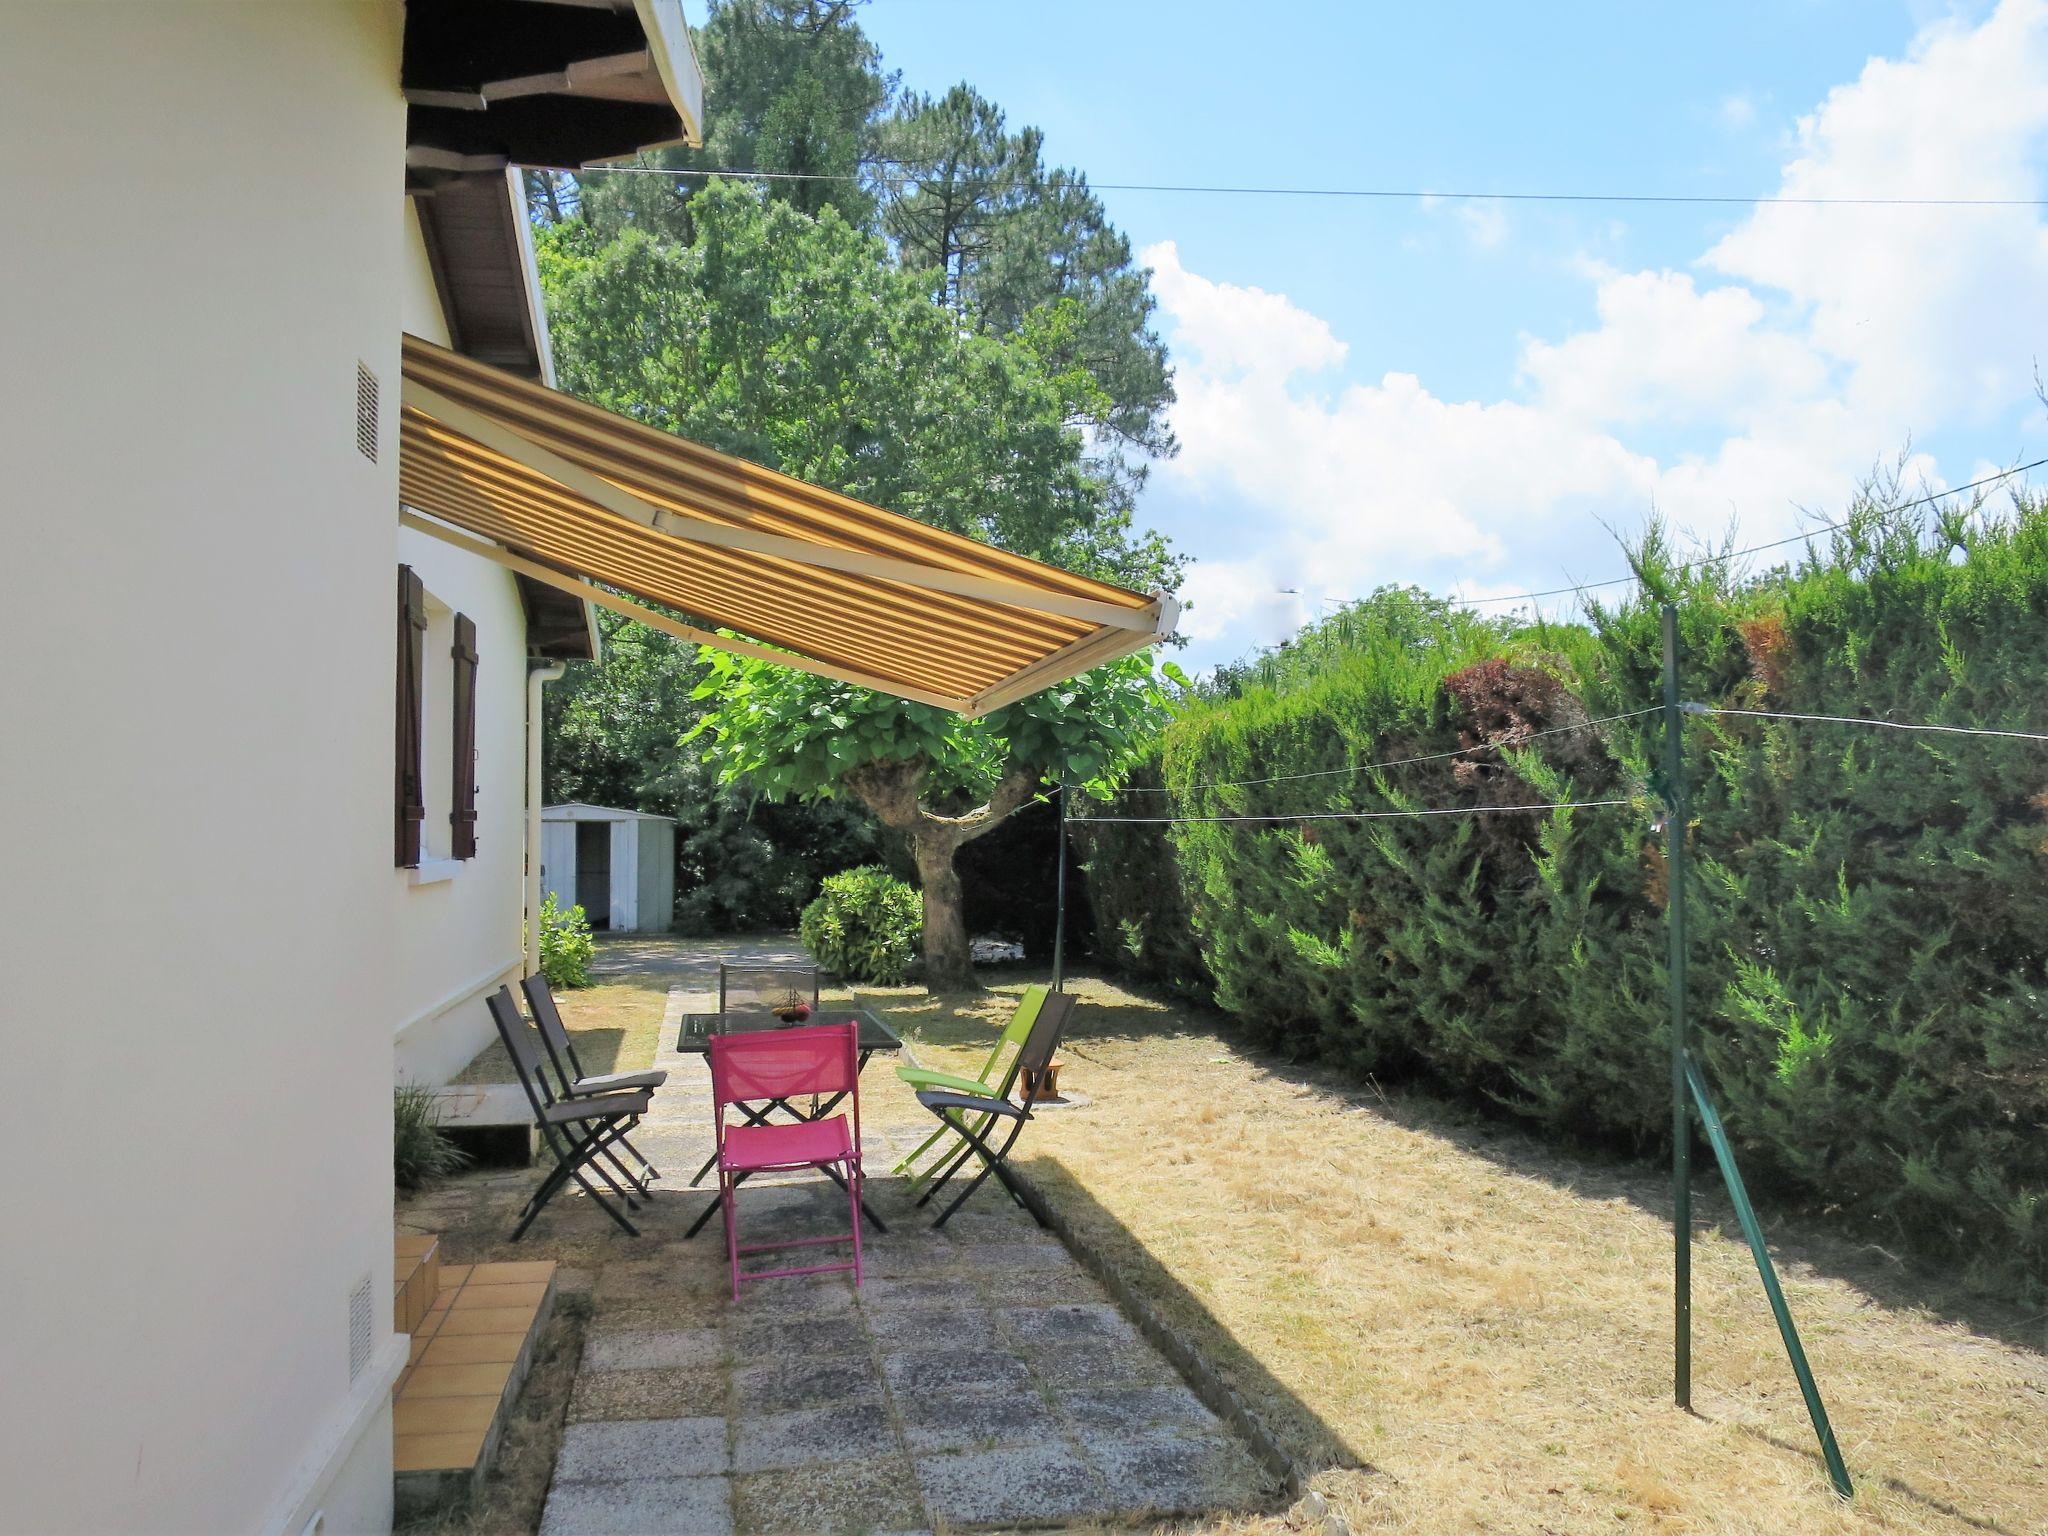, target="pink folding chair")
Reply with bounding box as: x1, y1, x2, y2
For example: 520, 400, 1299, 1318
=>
708, 1021, 863, 1298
